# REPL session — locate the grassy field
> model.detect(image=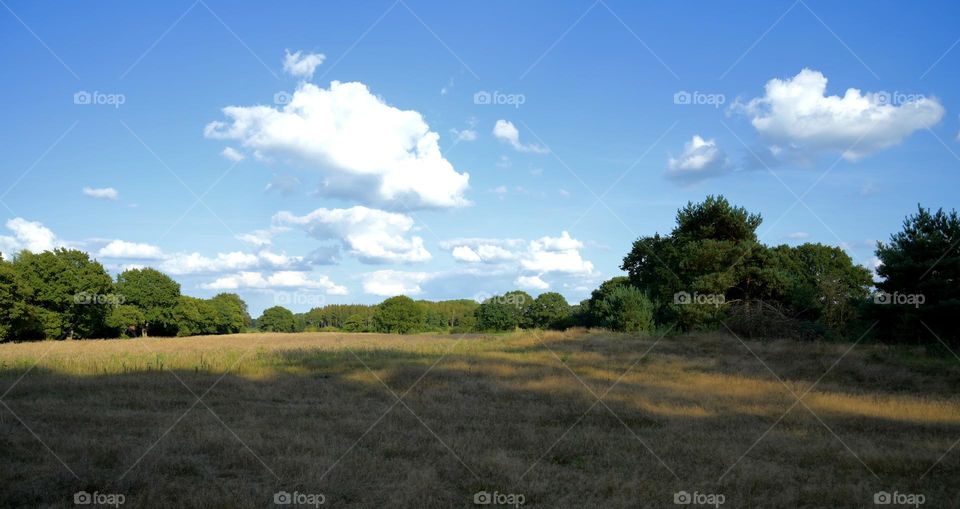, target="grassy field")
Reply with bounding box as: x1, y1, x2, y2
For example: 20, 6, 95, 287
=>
0, 330, 958, 508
